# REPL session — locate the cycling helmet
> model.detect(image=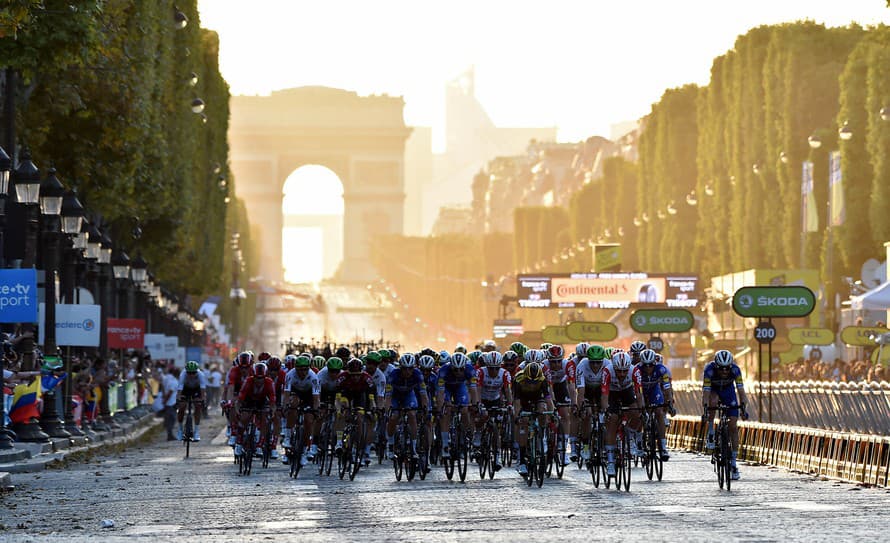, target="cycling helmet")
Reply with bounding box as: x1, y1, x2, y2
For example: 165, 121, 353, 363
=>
365, 351, 382, 365
335, 346, 351, 360
418, 355, 436, 370
640, 349, 658, 365
294, 355, 311, 368
439, 351, 452, 365
420, 347, 437, 360
575, 343, 590, 357
611, 352, 633, 371
482, 339, 497, 352
541, 342, 553, 351
604, 347, 615, 358
655, 354, 664, 364
546, 344, 564, 360
327, 356, 344, 371
245, 350, 255, 362
267, 356, 282, 371
399, 353, 417, 368
451, 352, 470, 369
346, 357, 363, 373
454, 343, 467, 354
629, 341, 647, 355
510, 342, 528, 357
257, 351, 271, 362
253, 362, 268, 378
502, 350, 519, 364
185, 360, 199, 373
311, 355, 325, 370
486, 351, 503, 368
524, 362, 544, 382
524, 349, 545, 364
714, 350, 733, 367
586, 345, 607, 362
237, 352, 252, 367
387, 349, 399, 361
284, 354, 297, 370
468, 351, 482, 365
